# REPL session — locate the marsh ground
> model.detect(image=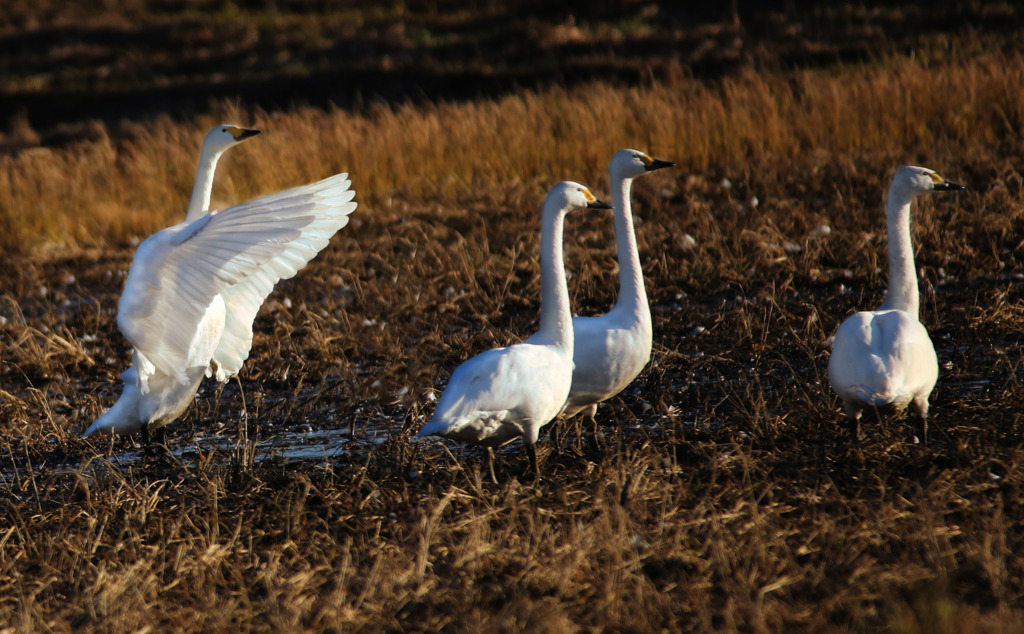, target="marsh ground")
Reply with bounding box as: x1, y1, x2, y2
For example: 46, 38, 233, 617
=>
3, 2, 1024, 632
